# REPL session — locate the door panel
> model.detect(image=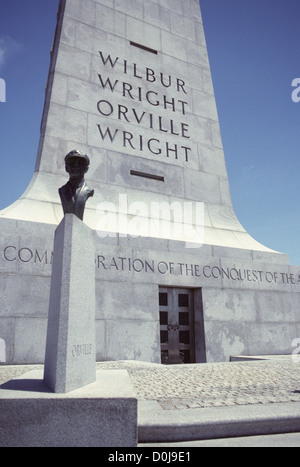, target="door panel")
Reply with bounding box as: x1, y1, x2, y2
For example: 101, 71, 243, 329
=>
159, 288, 195, 364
